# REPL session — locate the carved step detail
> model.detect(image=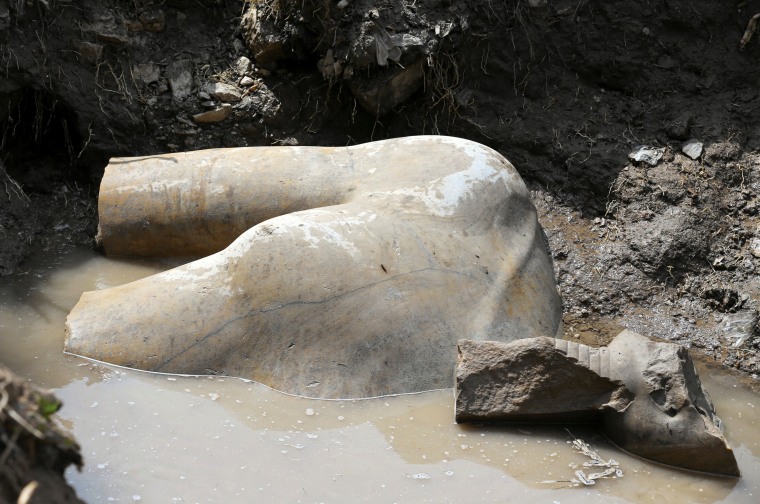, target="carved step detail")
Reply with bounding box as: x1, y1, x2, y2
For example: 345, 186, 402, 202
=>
554, 339, 611, 378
